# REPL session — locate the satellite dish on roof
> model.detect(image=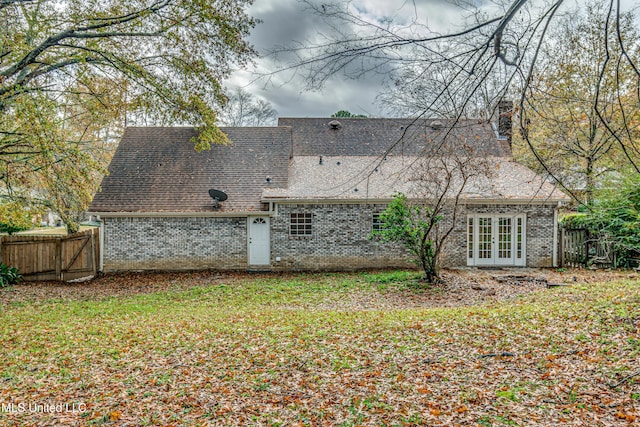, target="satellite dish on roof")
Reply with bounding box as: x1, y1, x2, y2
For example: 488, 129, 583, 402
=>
209, 189, 228, 201
208, 189, 228, 209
